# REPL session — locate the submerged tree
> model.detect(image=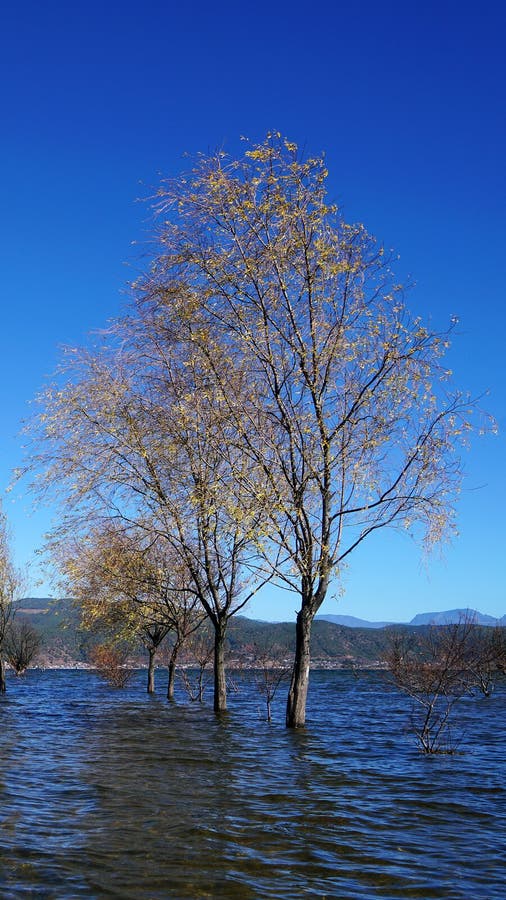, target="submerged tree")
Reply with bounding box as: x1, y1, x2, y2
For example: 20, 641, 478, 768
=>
385, 616, 502, 752
249, 641, 290, 722
179, 630, 214, 703
56, 524, 204, 696
141, 133, 484, 726
0, 506, 22, 694
89, 642, 133, 689
123, 323, 275, 711
466, 624, 506, 697
5, 619, 41, 674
